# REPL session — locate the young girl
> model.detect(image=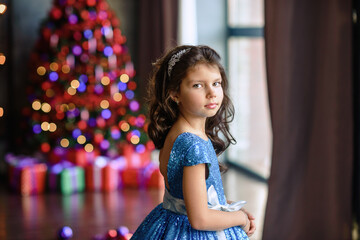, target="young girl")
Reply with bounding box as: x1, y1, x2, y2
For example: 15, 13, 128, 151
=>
131, 45, 256, 239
